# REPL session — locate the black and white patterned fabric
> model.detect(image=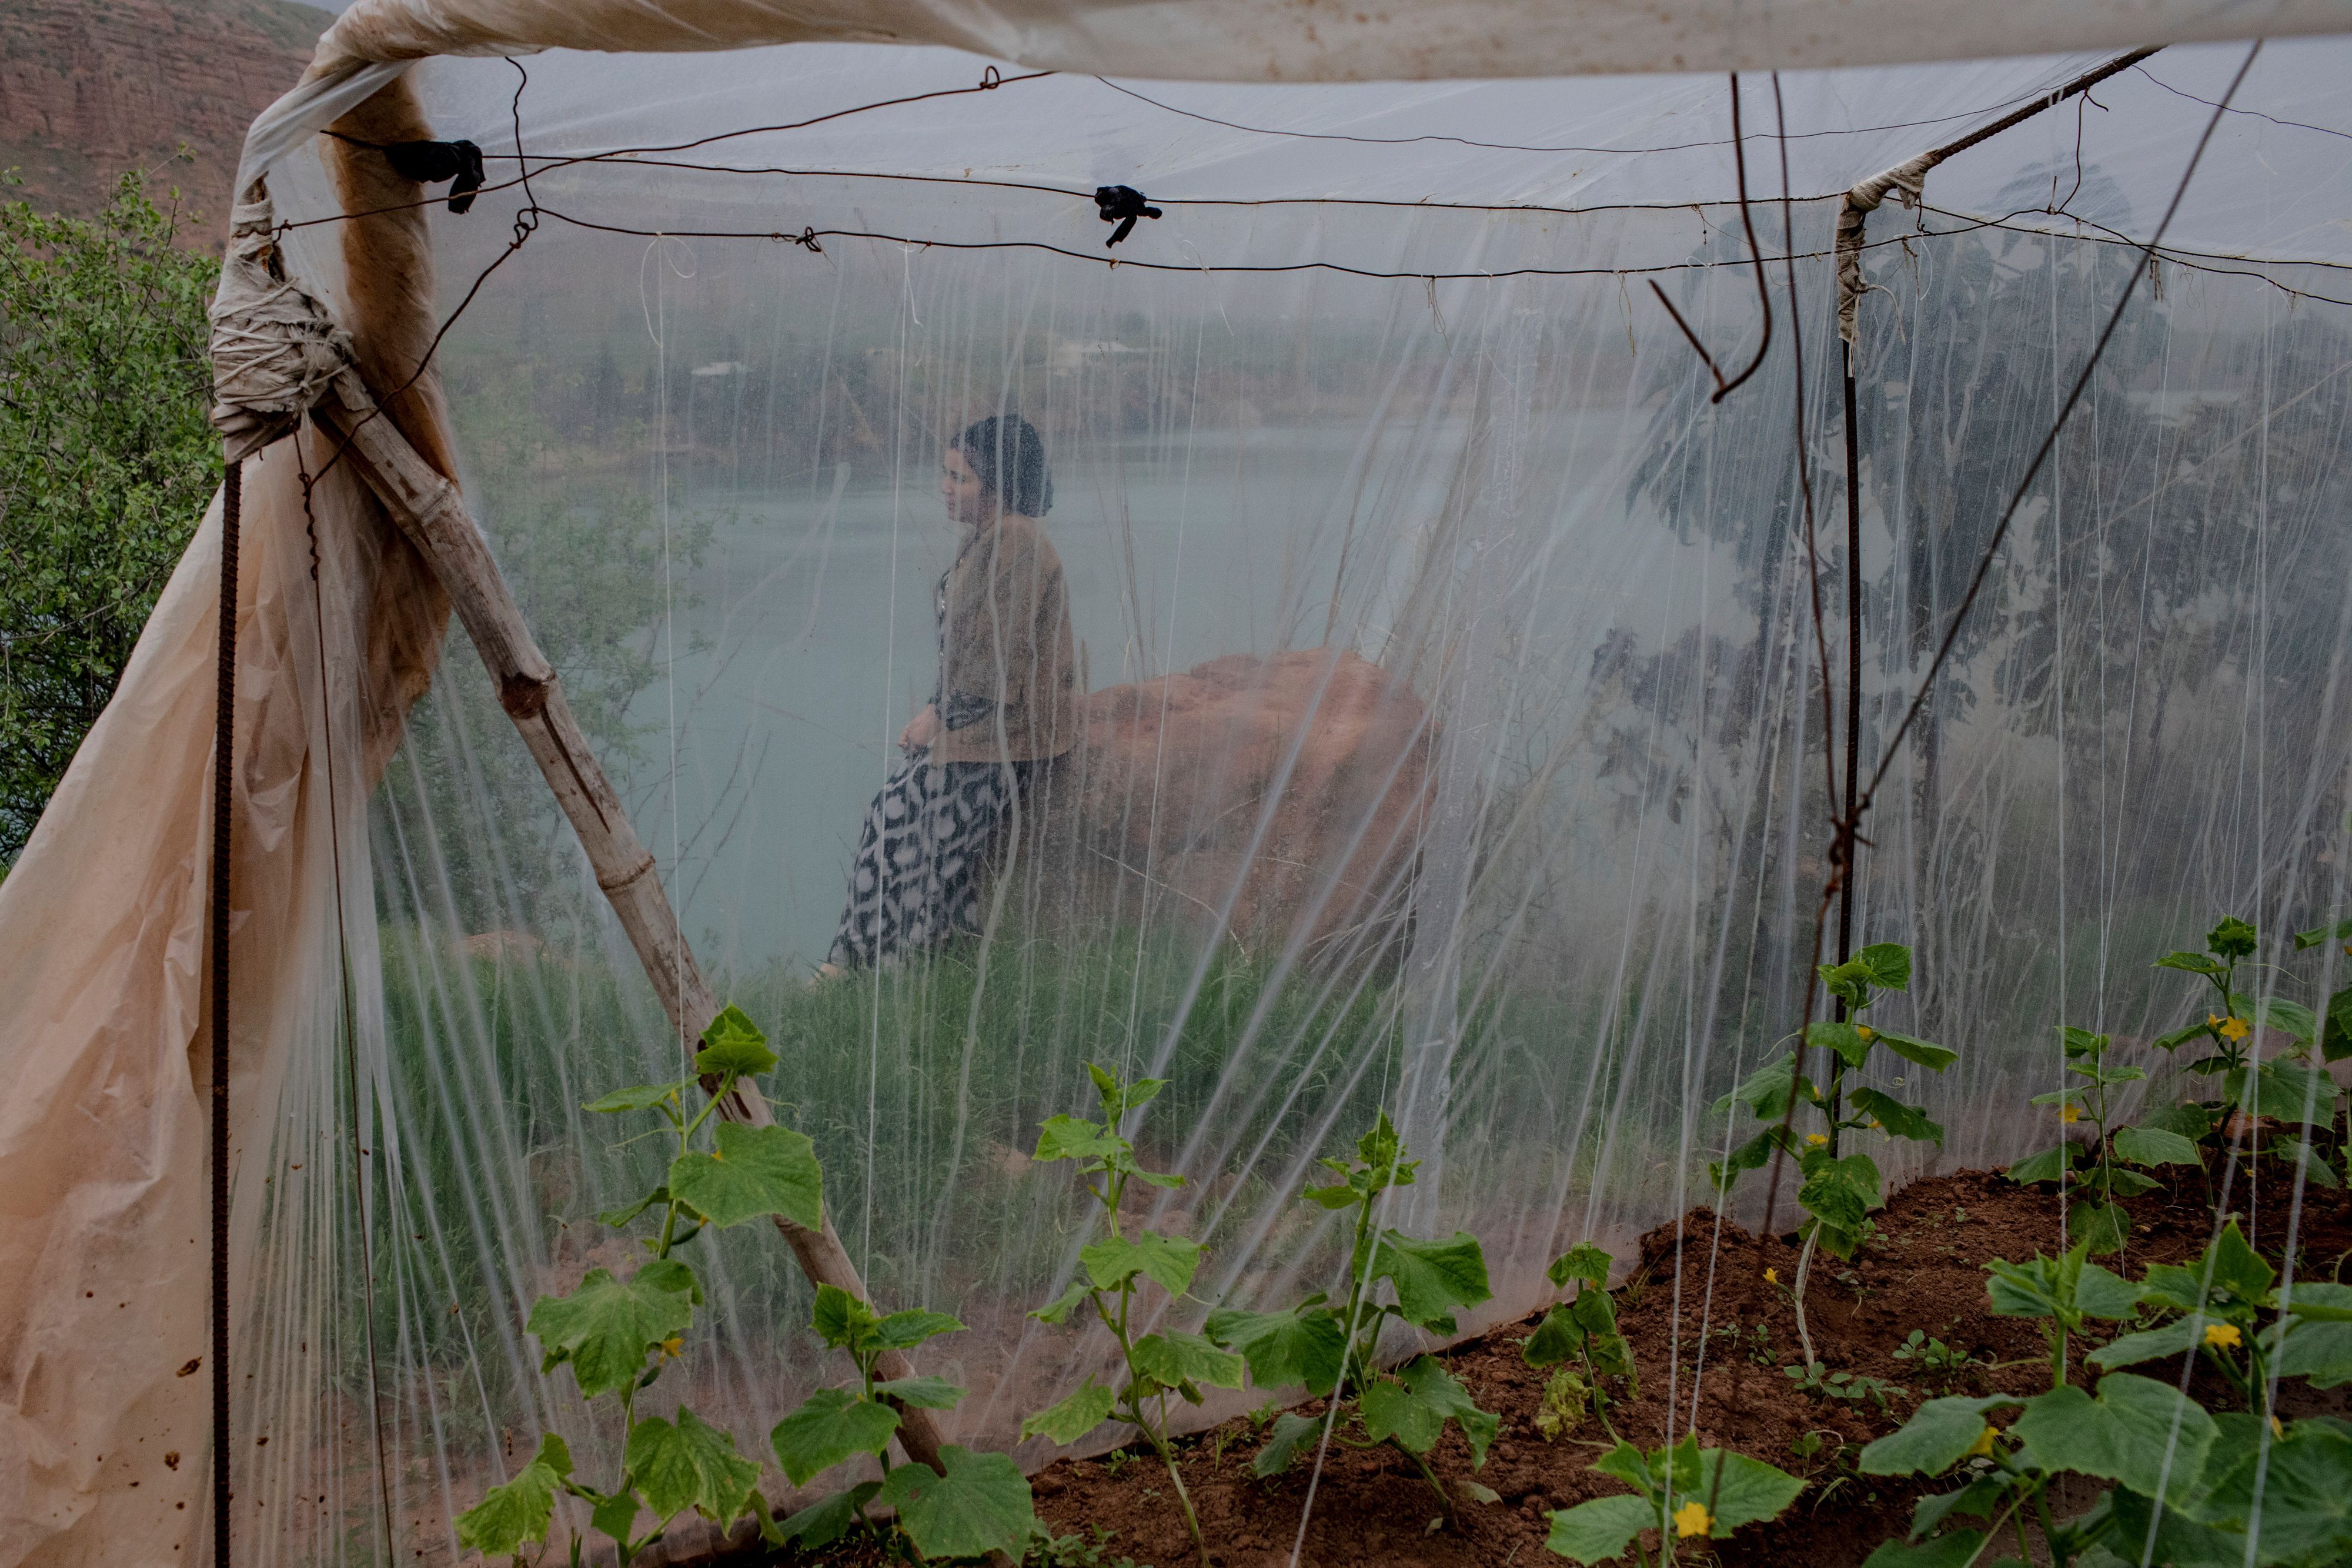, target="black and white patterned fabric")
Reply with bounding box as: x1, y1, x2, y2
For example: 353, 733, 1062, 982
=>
826, 755, 1032, 968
